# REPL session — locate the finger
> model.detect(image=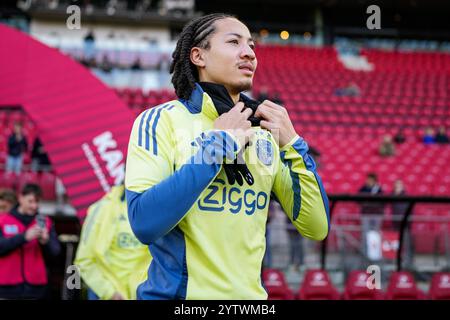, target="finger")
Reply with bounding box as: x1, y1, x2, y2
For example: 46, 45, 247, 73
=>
231, 102, 245, 113
261, 102, 285, 117
241, 107, 253, 119
238, 164, 255, 185
255, 105, 278, 121
260, 120, 278, 131
234, 169, 244, 186
263, 99, 285, 110
223, 165, 236, 185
